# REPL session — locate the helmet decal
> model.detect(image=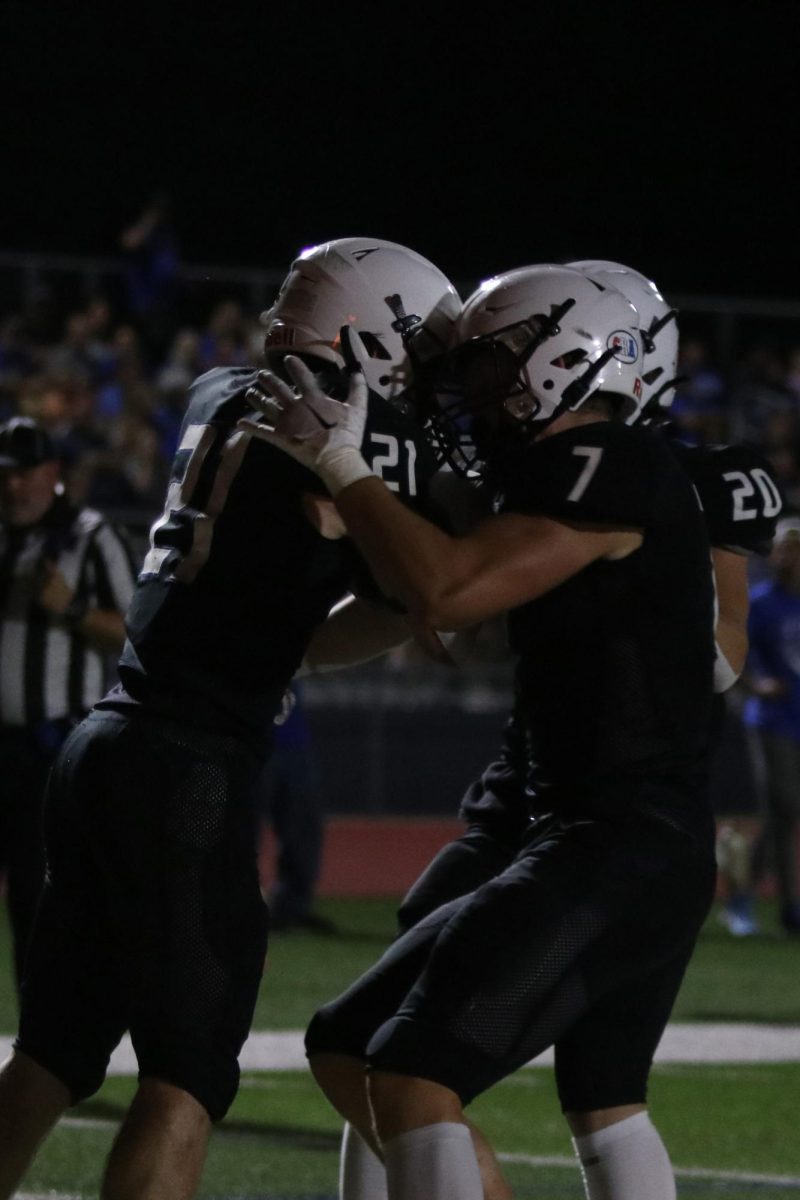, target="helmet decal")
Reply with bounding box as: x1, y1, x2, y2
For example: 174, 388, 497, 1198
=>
607, 330, 639, 363
568, 259, 680, 422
